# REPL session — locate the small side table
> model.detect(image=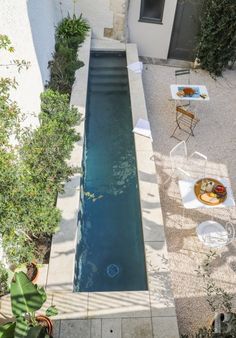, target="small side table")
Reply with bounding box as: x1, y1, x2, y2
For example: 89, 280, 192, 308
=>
196, 221, 229, 248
